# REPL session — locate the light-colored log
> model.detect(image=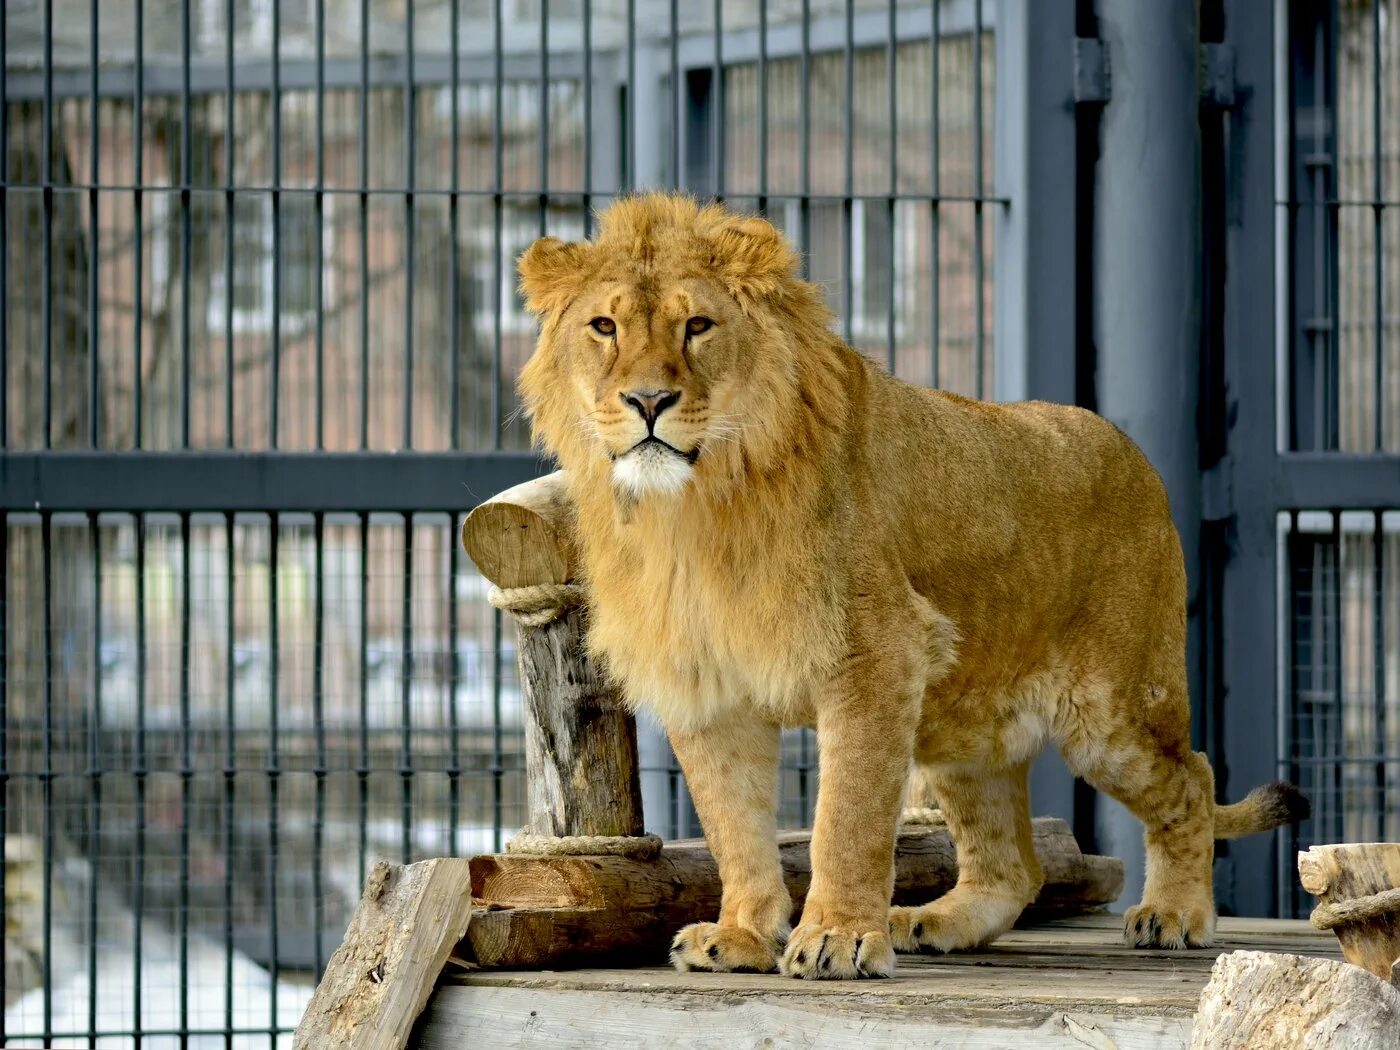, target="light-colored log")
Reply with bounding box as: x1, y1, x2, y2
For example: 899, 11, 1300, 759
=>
1297, 842, 1400, 981
1189, 949, 1400, 1049
461, 470, 574, 588
463, 818, 1123, 969
518, 604, 644, 838
293, 859, 474, 1050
